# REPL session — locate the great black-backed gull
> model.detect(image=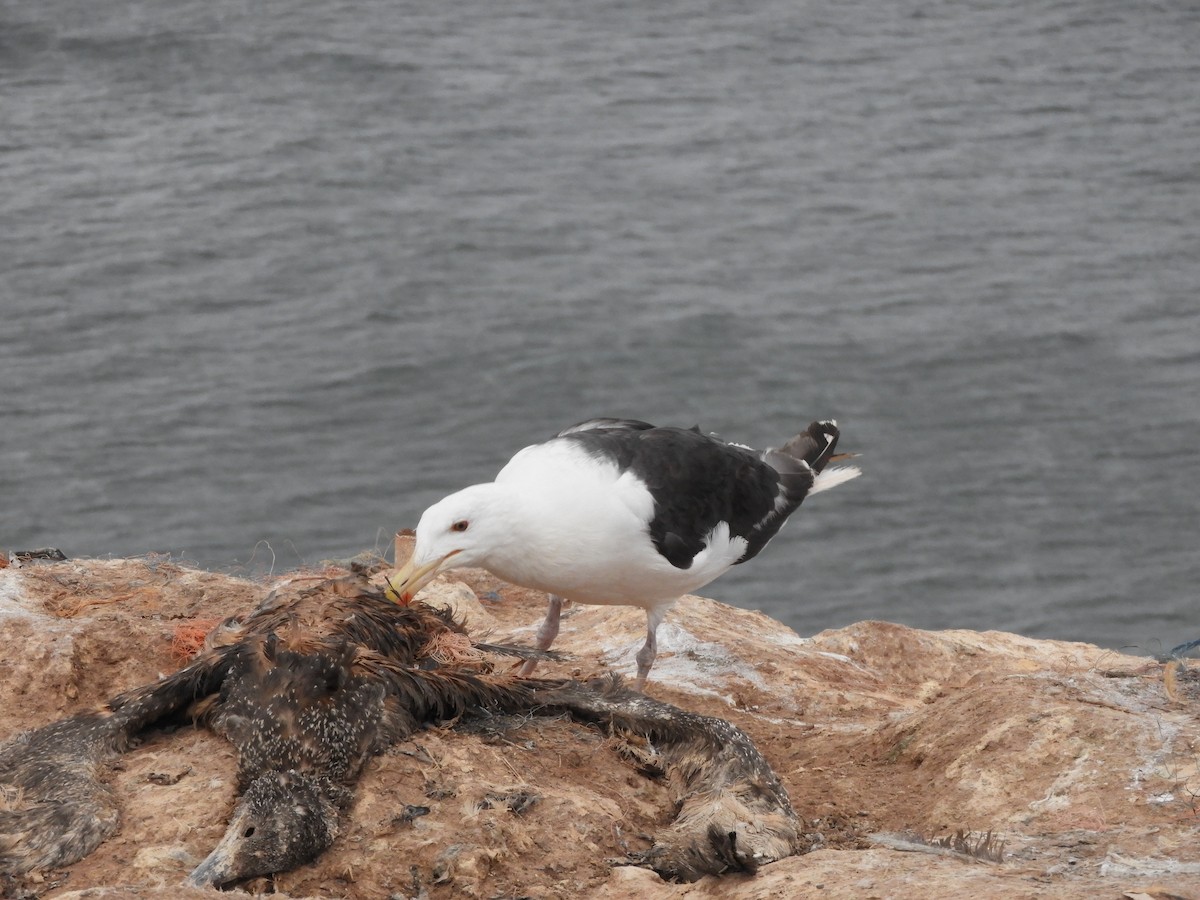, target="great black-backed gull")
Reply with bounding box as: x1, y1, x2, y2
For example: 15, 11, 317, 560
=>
386, 418, 861, 689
